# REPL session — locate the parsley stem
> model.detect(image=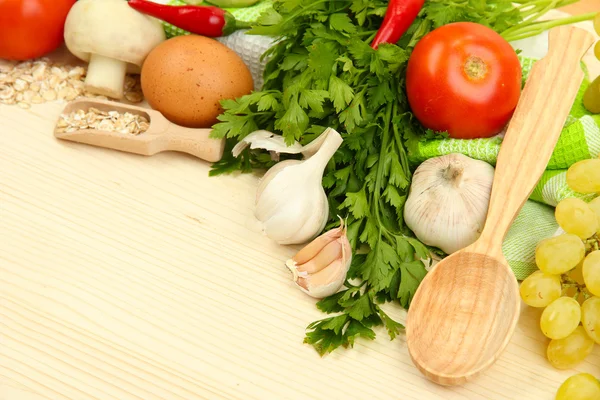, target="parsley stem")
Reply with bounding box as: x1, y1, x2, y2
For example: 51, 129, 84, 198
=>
501, 11, 596, 42
372, 103, 393, 238
276, 0, 332, 29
